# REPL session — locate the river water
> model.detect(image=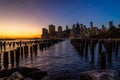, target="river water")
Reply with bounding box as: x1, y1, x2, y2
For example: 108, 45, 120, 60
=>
1, 39, 120, 79
17, 39, 120, 79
